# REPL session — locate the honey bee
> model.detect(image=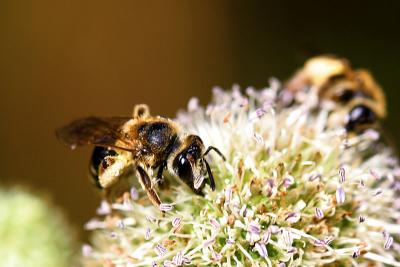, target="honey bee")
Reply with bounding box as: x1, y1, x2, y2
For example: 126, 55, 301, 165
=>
285, 55, 386, 132
56, 104, 225, 208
